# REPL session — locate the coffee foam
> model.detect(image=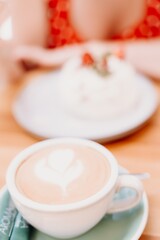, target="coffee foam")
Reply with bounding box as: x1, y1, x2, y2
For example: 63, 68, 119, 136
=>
35, 149, 84, 193
16, 144, 110, 205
